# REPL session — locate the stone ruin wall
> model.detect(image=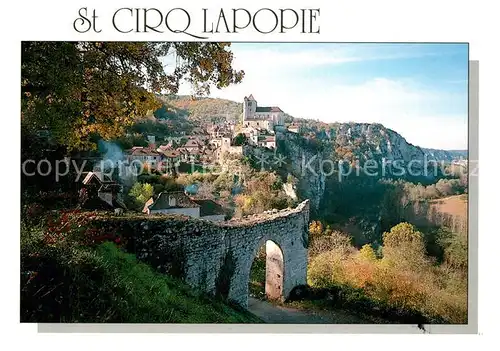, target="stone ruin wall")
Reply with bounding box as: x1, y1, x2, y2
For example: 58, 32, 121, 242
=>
91, 200, 310, 308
